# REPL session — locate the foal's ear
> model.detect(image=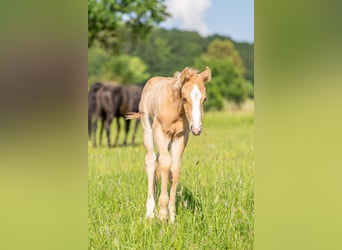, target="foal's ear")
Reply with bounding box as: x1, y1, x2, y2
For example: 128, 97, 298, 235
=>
180, 66, 191, 85
173, 71, 181, 78
199, 66, 211, 84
